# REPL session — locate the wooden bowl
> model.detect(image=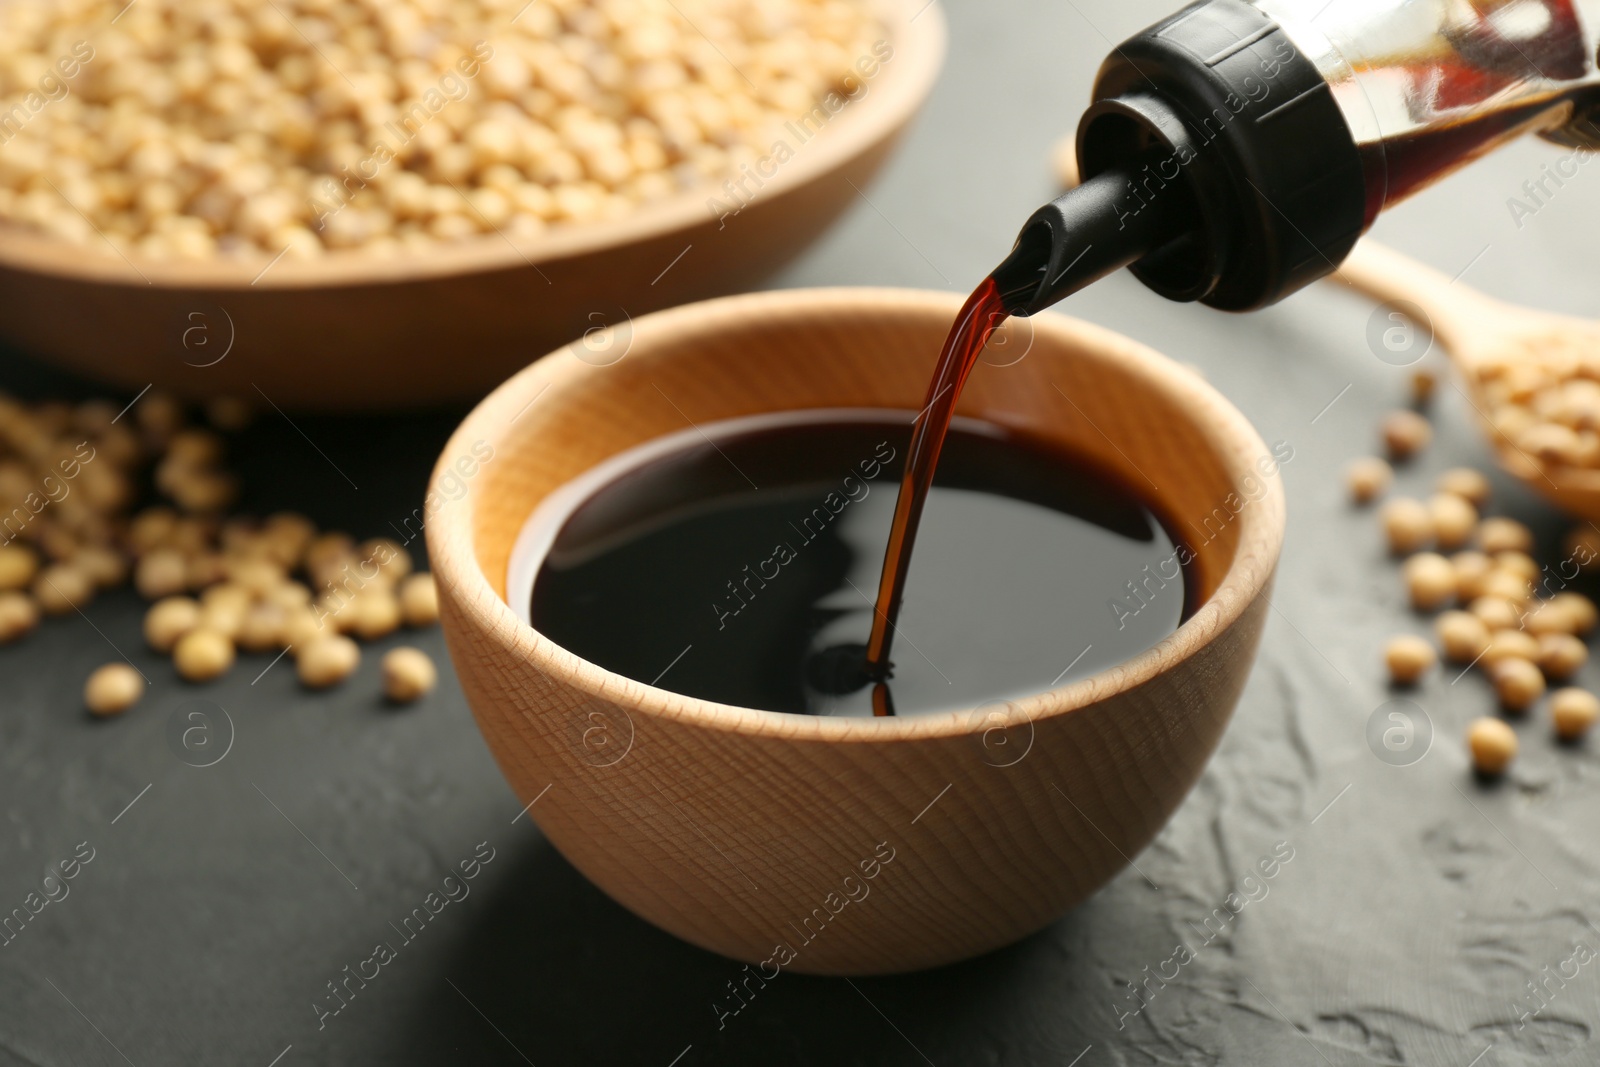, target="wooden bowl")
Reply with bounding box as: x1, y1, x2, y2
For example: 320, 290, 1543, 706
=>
426, 288, 1286, 974
0, 1, 944, 411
